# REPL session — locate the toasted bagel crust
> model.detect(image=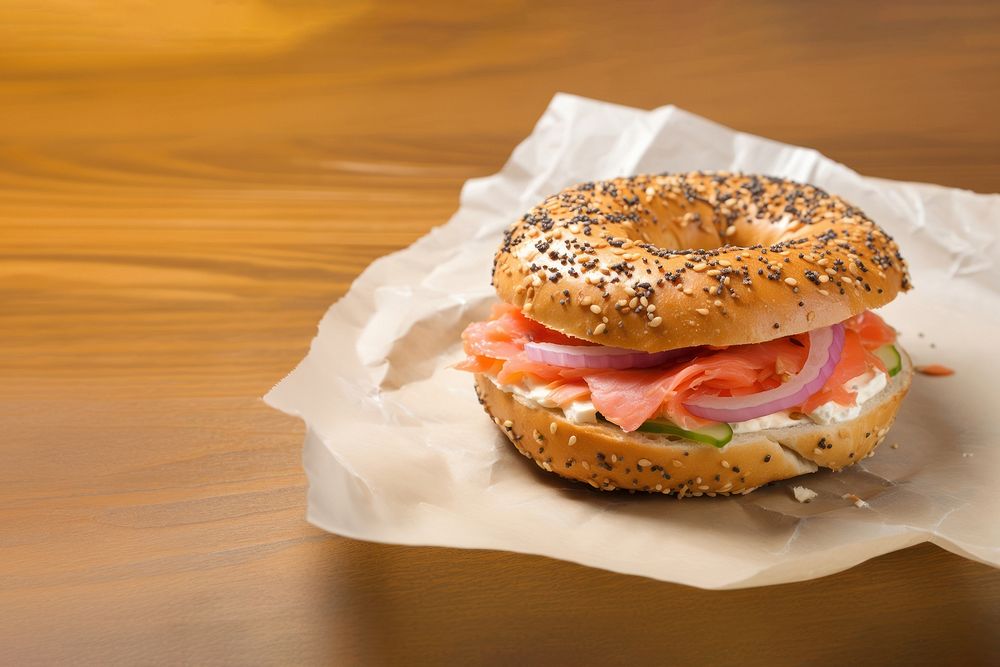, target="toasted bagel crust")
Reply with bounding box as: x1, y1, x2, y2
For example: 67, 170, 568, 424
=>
493, 172, 911, 352
474, 350, 912, 496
